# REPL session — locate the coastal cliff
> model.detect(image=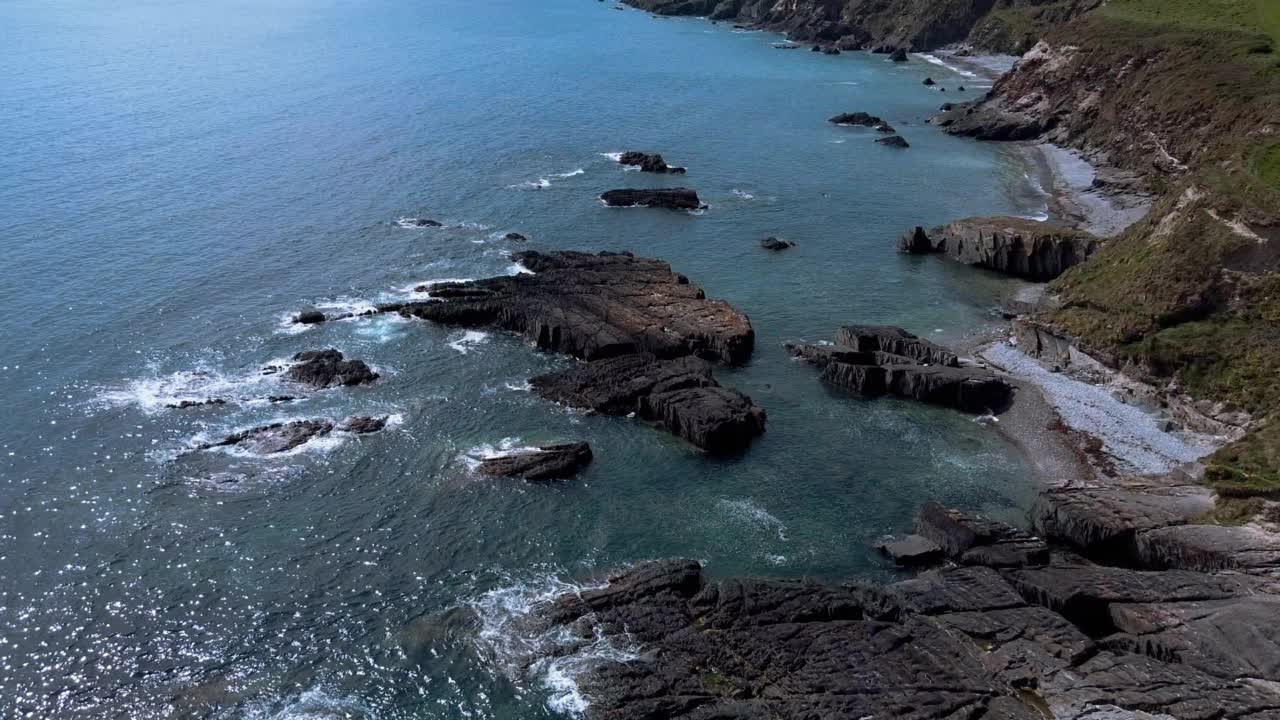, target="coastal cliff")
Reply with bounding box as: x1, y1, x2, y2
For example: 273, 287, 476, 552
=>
623, 0, 1101, 54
